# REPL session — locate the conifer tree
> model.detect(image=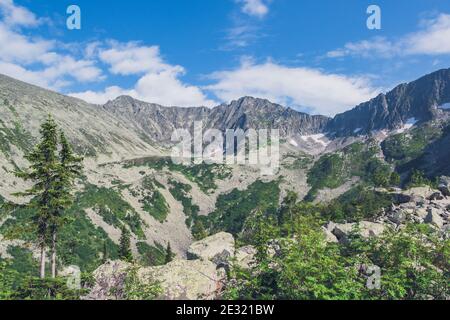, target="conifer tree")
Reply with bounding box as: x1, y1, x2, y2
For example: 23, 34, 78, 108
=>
102, 241, 109, 263
14, 116, 83, 279
165, 242, 174, 264
49, 131, 83, 278
14, 115, 59, 279
119, 225, 133, 262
